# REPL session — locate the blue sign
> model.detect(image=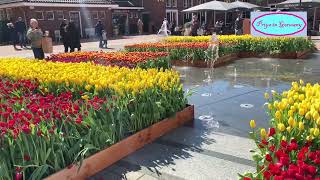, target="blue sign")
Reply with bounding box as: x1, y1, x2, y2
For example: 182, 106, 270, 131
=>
251, 12, 307, 37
